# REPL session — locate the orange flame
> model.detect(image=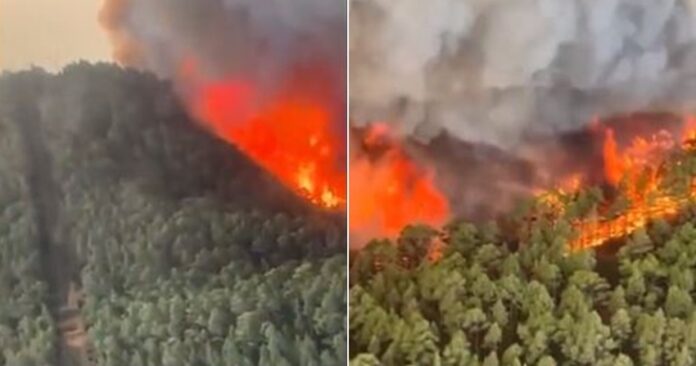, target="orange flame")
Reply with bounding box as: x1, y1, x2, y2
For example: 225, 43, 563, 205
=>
541, 117, 696, 251
182, 63, 345, 209
350, 124, 449, 243
98, 1, 345, 209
